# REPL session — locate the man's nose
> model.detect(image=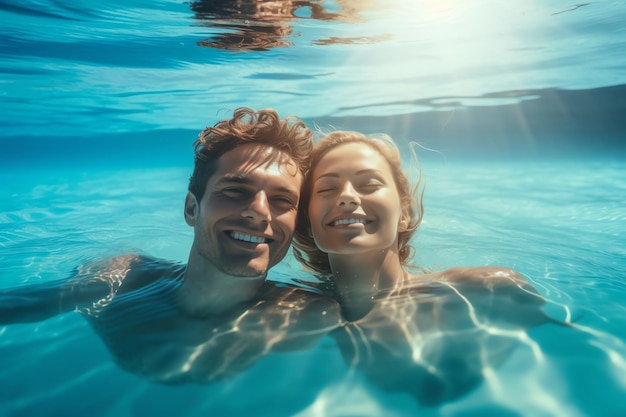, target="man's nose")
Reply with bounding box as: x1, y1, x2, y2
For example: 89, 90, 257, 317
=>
242, 191, 271, 222
338, 182, 360, 207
